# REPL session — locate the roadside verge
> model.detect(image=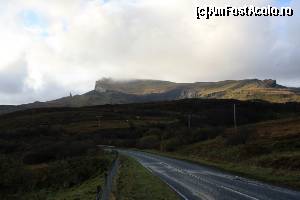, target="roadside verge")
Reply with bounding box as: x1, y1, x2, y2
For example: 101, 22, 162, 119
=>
112, 155, 181, 200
